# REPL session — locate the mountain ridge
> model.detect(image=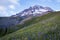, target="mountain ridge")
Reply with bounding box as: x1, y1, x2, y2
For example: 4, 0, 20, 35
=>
12, 5, 54, 17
